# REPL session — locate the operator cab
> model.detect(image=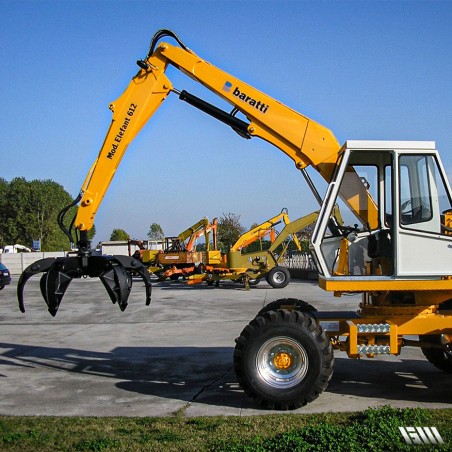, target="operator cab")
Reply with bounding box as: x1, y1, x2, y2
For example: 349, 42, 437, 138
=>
311, 141, 452, 287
